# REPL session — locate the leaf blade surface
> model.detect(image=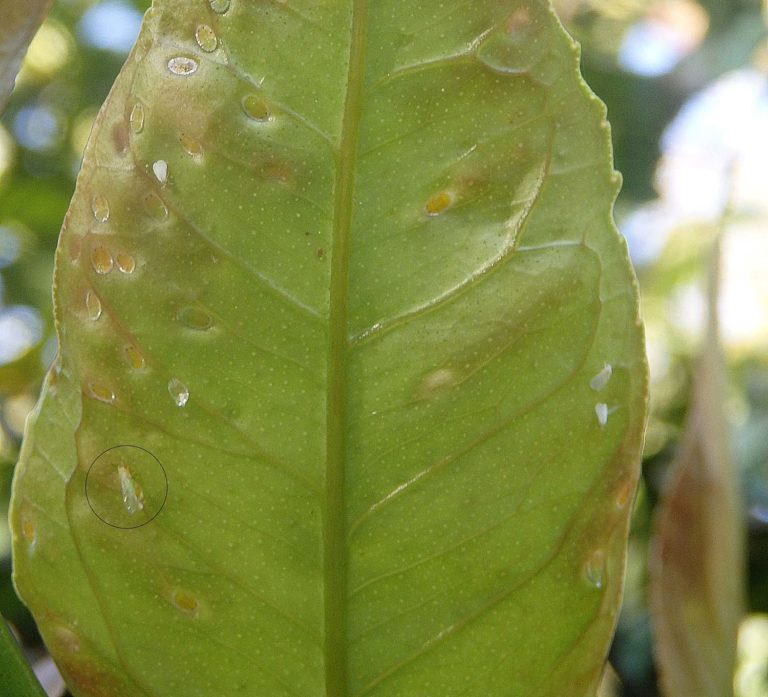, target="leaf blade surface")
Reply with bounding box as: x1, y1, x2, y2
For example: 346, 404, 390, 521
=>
11, 2, 648, 696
